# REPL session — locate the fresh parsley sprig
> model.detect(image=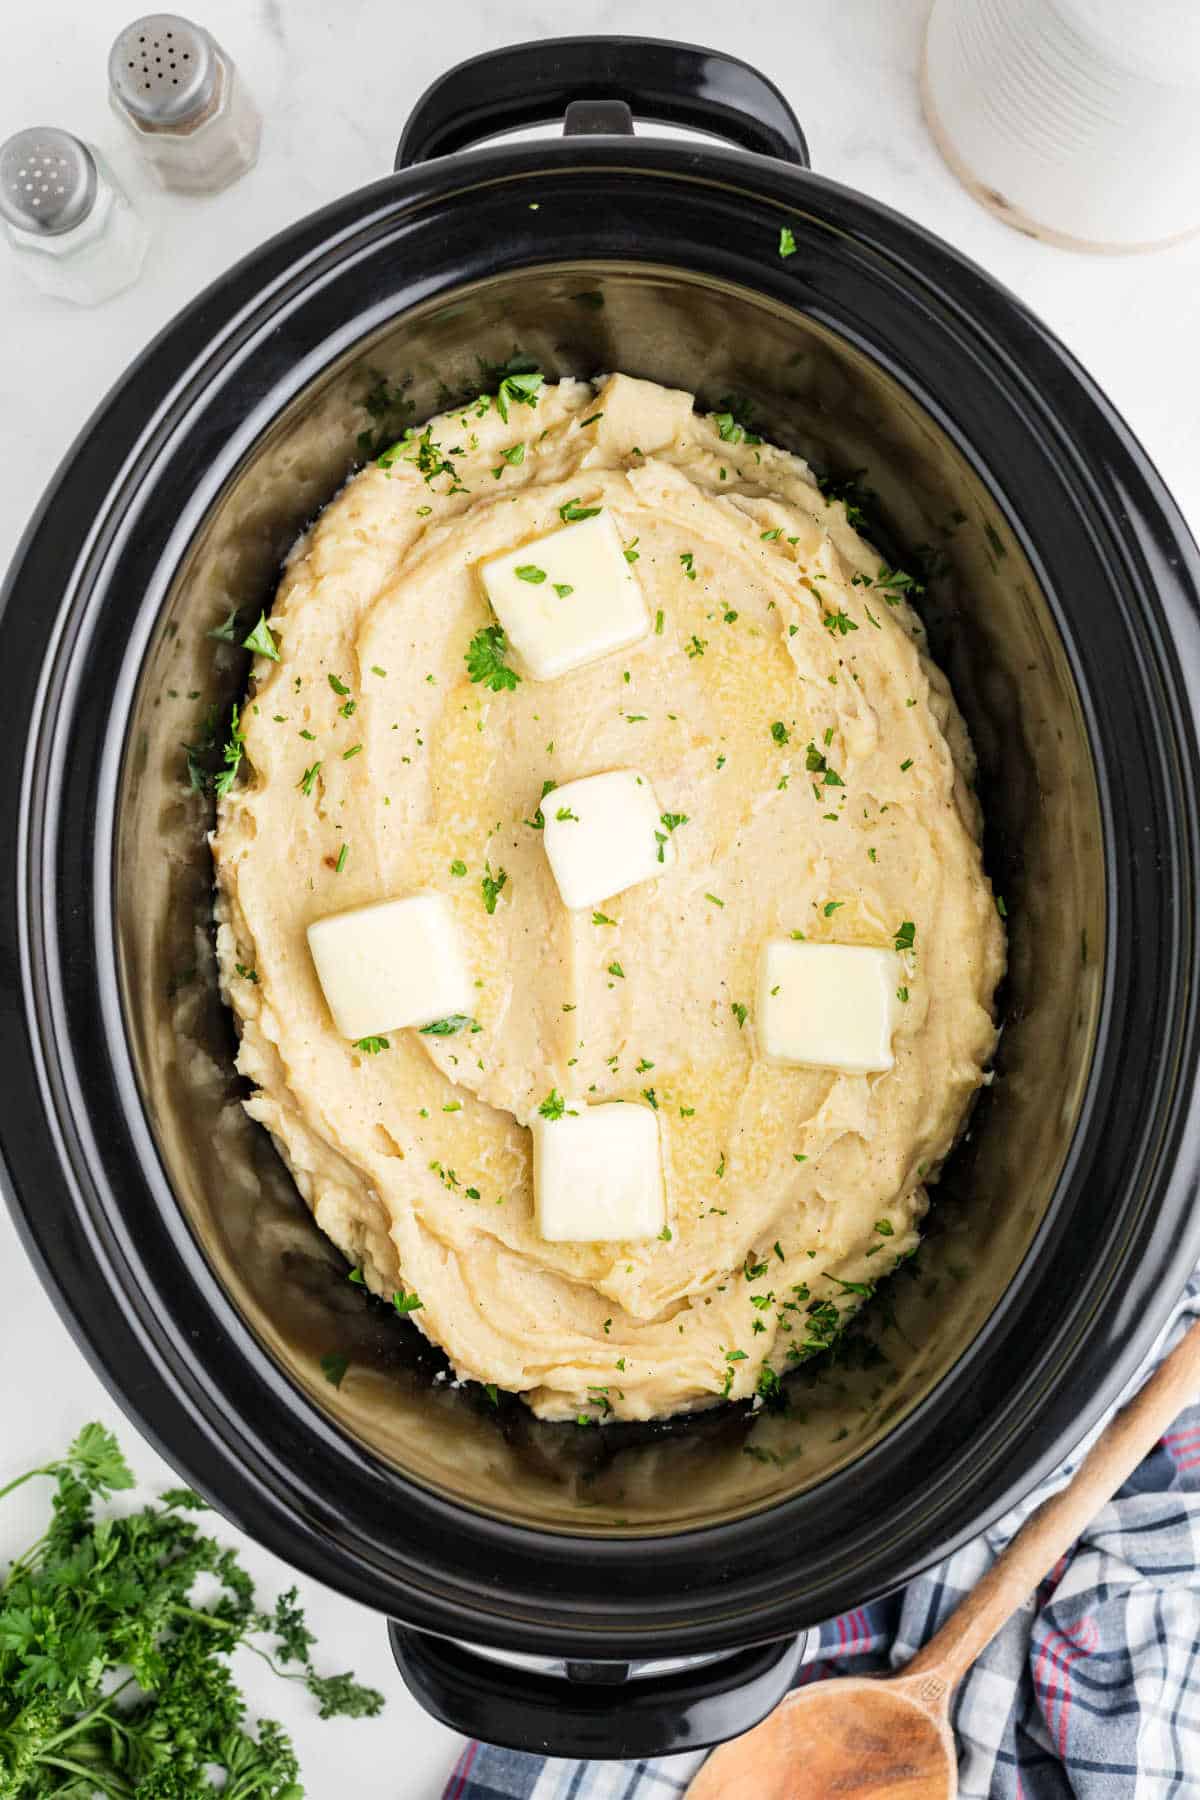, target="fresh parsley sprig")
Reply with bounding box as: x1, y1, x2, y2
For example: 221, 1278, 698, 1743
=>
0, 1423, 383, 1799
